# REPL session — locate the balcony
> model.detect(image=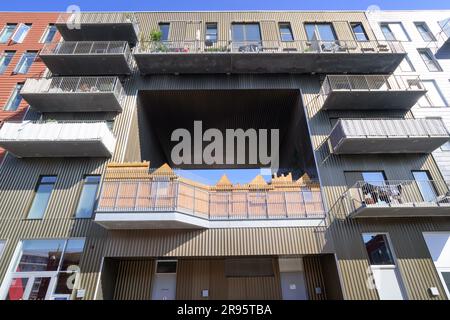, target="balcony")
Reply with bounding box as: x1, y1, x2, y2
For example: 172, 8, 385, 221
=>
341, 180, 450, 218
329, 118, 450, 154
0, 121, 116, 158
321, 75, 426, 110
21, 76, 124, 112
133, 40, 405, 74
40, 41, 133, 76
94, 163, 326, 229
55, 12, 139, 46
438, 18, 450, 44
